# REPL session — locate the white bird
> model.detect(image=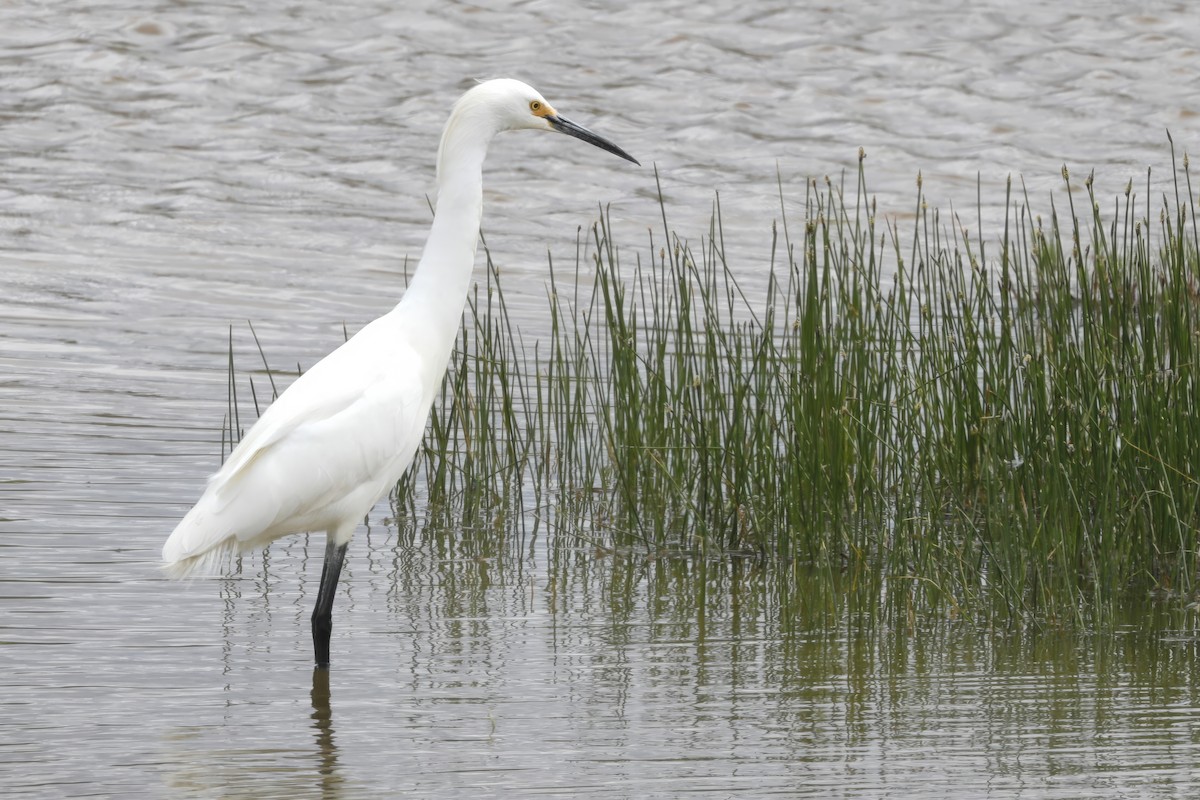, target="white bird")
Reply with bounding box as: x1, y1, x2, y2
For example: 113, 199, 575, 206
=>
163, 79, 638, 667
